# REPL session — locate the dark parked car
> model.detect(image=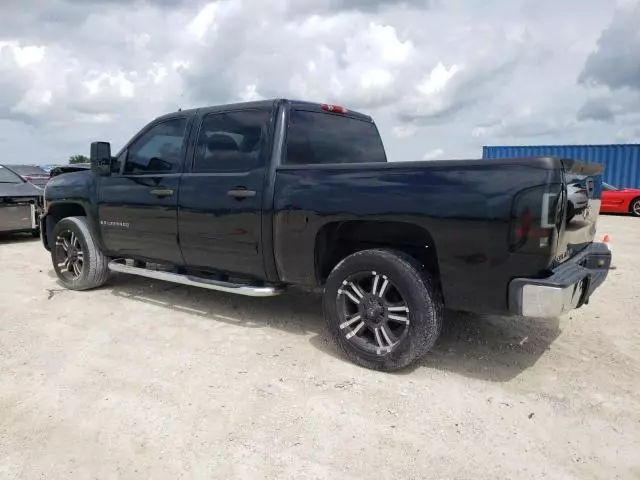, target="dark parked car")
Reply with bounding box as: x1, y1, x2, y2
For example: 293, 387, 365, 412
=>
3, 164, 50, 188
0, 165, 42, 236
39, 99, 611, 370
